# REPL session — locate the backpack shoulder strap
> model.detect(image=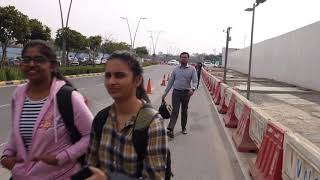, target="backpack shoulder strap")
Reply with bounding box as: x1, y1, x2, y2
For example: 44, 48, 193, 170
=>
133, 103, 159, 178
88, 106, 111, 168
57, 84, 80, 144
92, 106, 111, 143
134, 103, 158, 131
